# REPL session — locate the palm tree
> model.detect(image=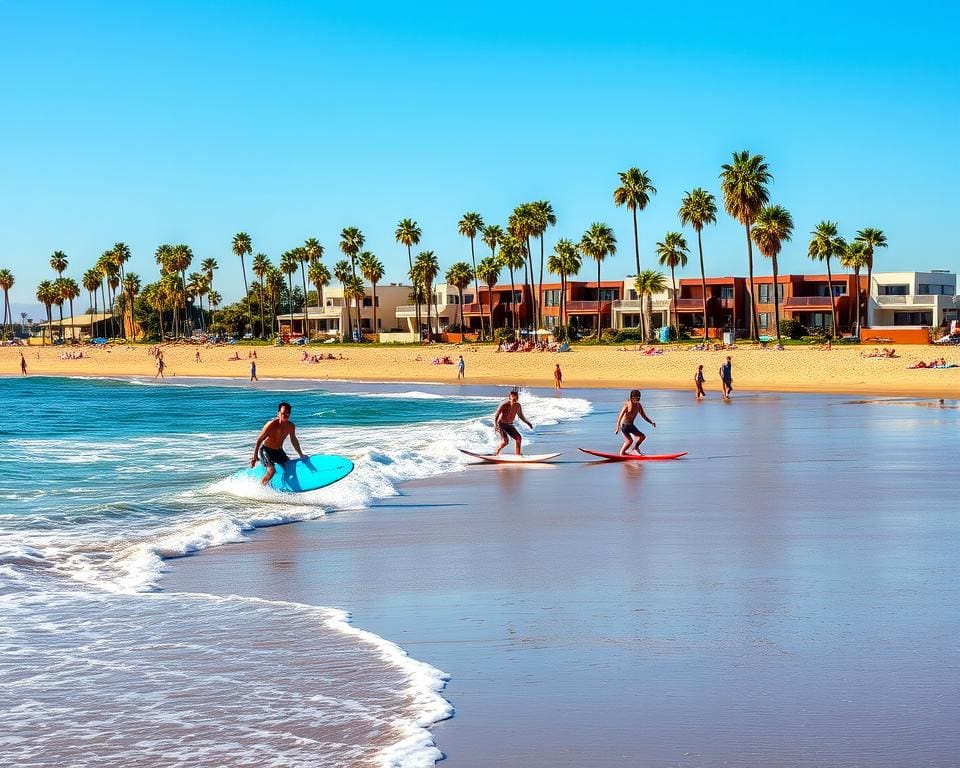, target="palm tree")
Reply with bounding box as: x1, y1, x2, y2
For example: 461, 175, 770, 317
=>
308, 260, 331, 318
414, 251, 440, 341
358, 252, 385, 336
395, 219, 422, 332
0, 268, 14, 338
98, 251, 119, 337
52, 277, 69, 340
579, 223, 617, 337
279, 251, 300, 335
854, 228, 887, 329
475, 257, 501, 336
251, 253, 271, 339
344, 275, 366, 339
36, 280, 56, 345
480, 224, 503, 339
635, 270, 668, 341
112, 243, 131, 287
82, 269, 100, 316
751, 205, 794, 342
498, 235, 527, 333
656, 232, 689, 341
302, 238, 324, 337
169, 244, 193, 335
333, 259, 353, 340
123, 272, 142, 339
808, 221, 847, 338
508, 204, 538, 332
840, 240, 868, 339
547, 239, 582, 330
60, 277, 81, 341
678, 188, 718, 341
613, 168, 656, 278
458, 213, 484, 330
207, 290, 222, 327
200, 258, 218, 324
445, 261, 474, 333
339, 227, 365, 278
232, 232, 253, 335
49, 251, 68, 339
531, 201, 556, 331
720, 151, 771, 341
186, 272, 207, 332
